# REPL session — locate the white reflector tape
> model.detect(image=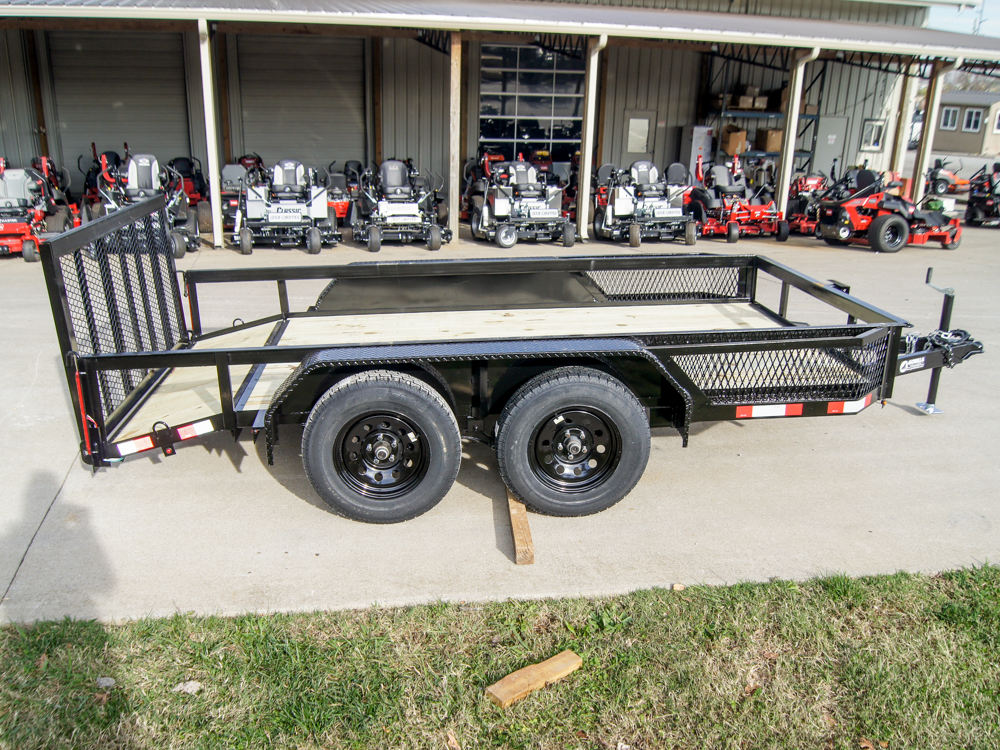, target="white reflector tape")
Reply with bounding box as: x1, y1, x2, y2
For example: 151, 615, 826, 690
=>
828, 393, 873, 414
116, 435, 154, 457
177, 419, 214, 441
736, 403, 803, 419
